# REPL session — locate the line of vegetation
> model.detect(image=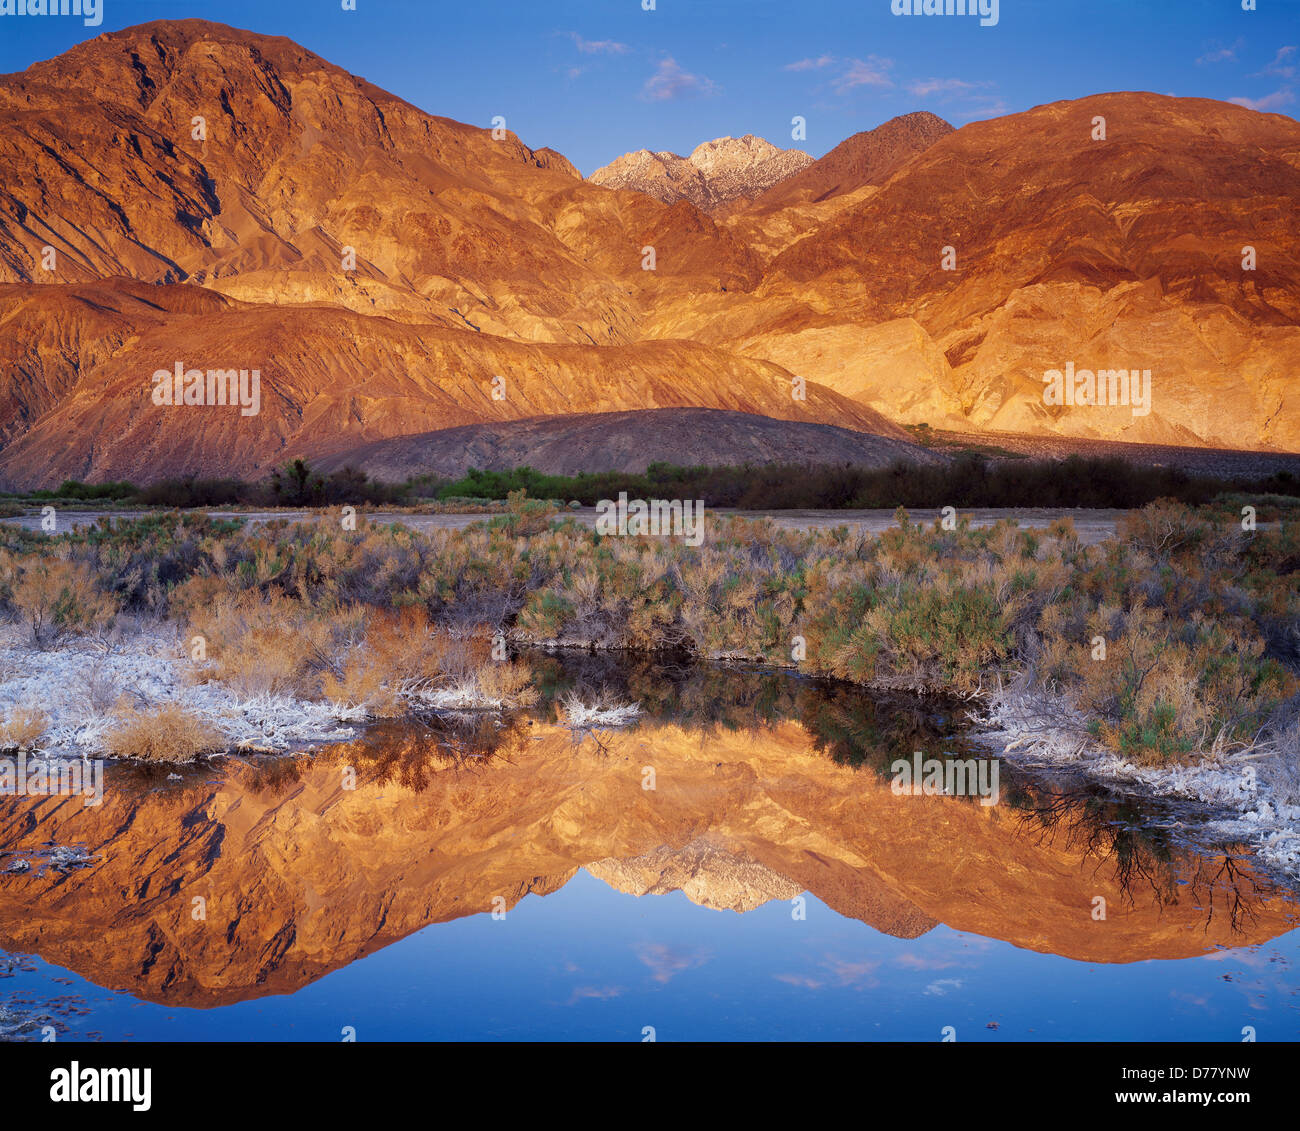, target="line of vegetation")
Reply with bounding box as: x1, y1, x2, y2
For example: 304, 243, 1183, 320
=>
3, 455, 1297, 513
434, 458, 1300, 511
0, 497, 1295, 769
